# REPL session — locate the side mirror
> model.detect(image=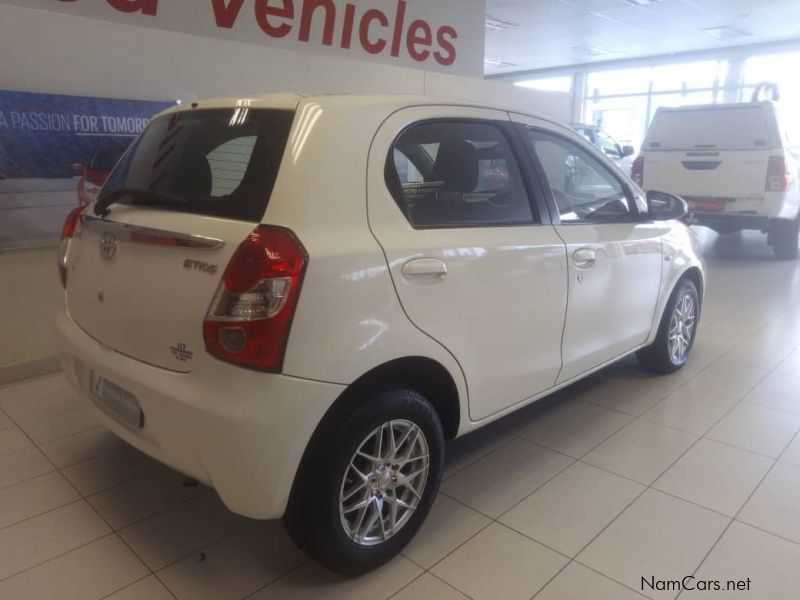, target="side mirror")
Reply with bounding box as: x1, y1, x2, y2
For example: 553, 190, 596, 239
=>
646, 190, 688, 221
621, 145, 635, 158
